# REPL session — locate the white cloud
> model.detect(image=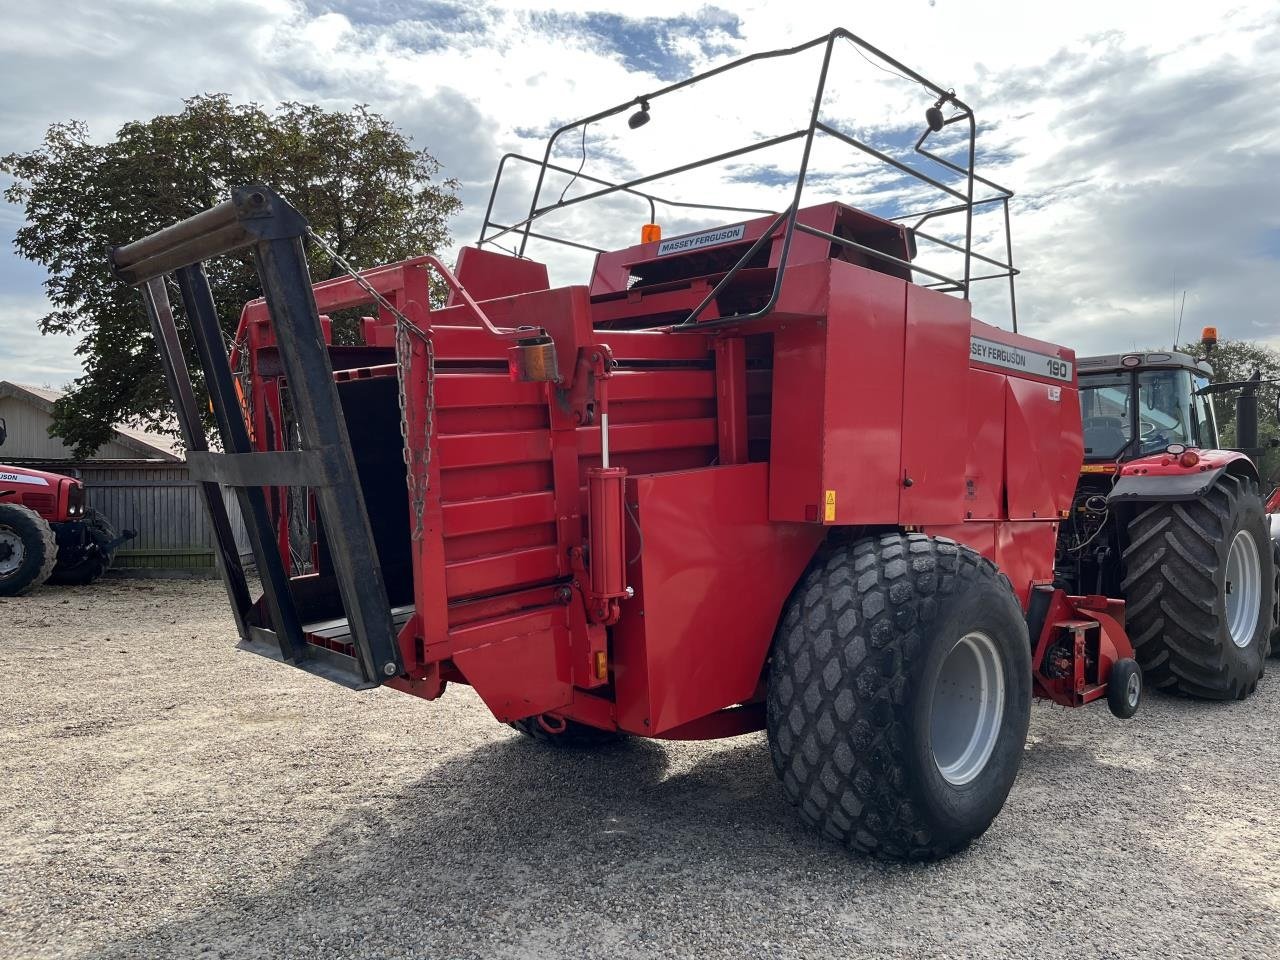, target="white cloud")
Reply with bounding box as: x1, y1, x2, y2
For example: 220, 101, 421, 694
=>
0, 0, 1278, 382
